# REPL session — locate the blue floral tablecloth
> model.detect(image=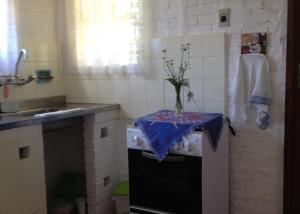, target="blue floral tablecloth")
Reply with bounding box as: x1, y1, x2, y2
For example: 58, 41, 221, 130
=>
135, 110, 224, 161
